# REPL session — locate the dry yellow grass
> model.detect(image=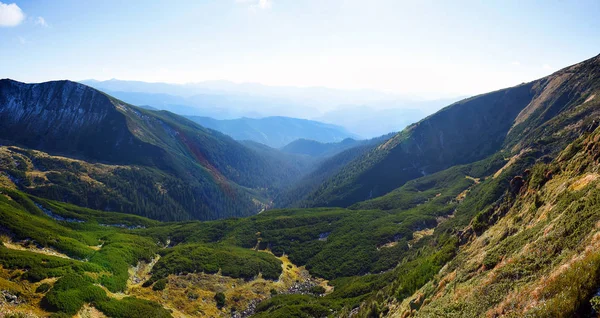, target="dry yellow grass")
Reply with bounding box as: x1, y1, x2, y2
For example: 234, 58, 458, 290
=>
569, 173, 599, 191
494, 149, 530, 179
585, 94, 596, 104
0, 237, 72, 260
0, 172, 16, 189
410, 228, 434, 246
512, 72, 573, 127
116, 252, 331, 317
0, 267, 53, 318
76, 304, 108, 318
